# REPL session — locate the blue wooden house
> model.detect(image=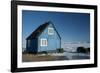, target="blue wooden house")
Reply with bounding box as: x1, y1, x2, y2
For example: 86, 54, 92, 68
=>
26, 21, 61, 54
